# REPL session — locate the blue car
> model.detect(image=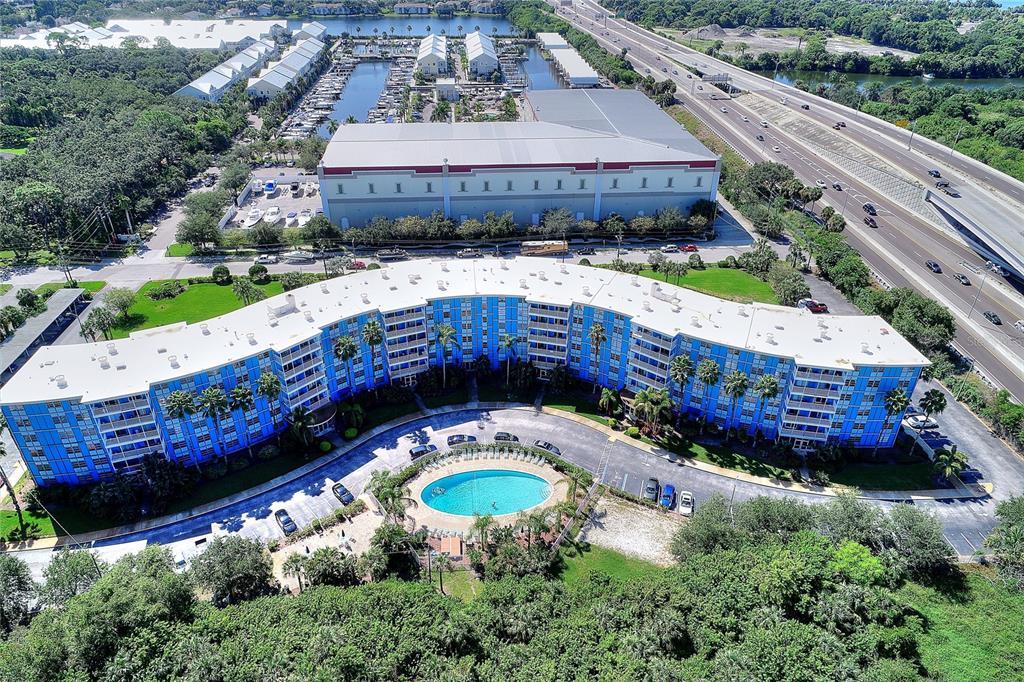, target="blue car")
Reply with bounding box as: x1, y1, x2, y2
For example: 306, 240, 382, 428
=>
659, 484, 676, 509
263, 180, 277, 195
